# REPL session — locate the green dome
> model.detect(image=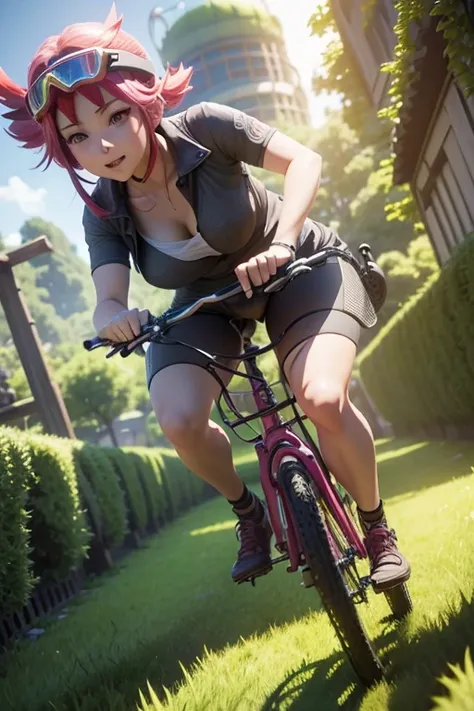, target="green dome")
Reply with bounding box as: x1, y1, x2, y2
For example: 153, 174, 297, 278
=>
161, 1, 283, 65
